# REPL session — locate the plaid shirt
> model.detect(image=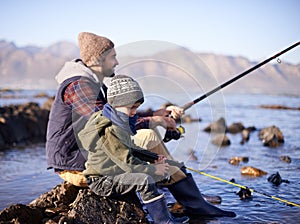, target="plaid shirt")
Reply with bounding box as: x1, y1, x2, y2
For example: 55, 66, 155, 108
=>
64, 79, 151, 129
